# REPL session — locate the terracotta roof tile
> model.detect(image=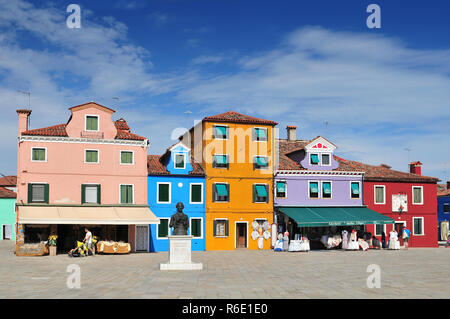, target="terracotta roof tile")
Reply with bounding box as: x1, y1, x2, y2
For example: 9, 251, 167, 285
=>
22, 119, 146, 141
0, 175, 17, 186
0, 187, 16, 198
334, 156, 438, 183
22, 124, 68, 137
147, 155, 205, 176
203, 111, 278, 126
277, 138, 438, 182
